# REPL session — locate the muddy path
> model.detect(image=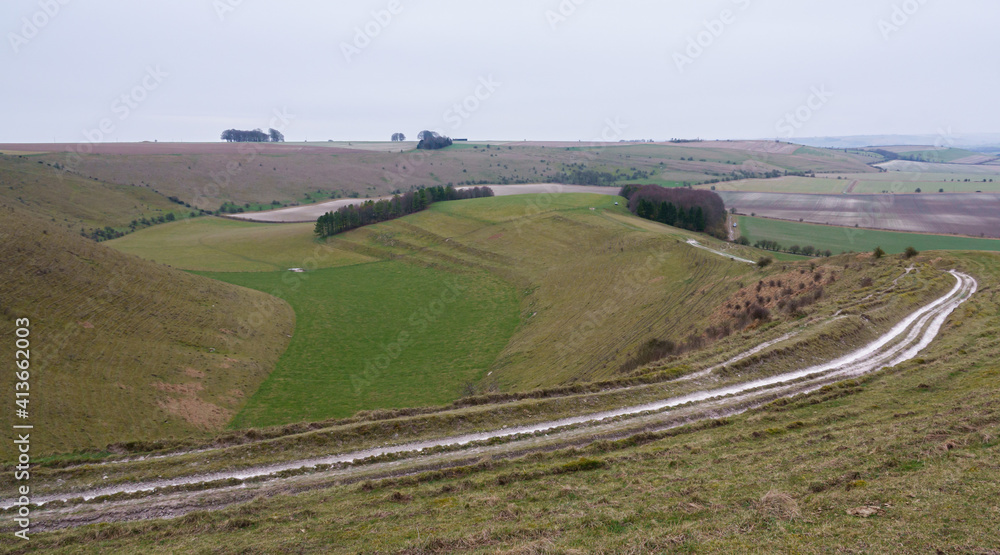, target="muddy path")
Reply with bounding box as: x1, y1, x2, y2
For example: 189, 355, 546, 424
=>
6, 271, 976, 531
686, 239, 755, 264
